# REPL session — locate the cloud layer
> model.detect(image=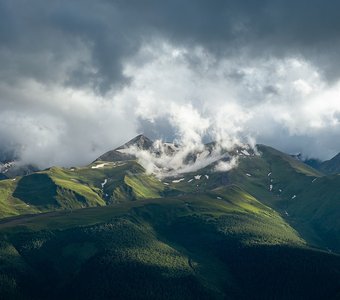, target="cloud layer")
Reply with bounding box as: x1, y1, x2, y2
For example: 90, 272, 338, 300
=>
1, 0, 340, 167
